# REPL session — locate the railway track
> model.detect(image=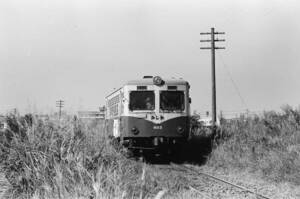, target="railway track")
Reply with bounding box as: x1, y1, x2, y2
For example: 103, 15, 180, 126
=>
156, 163, 273, 199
